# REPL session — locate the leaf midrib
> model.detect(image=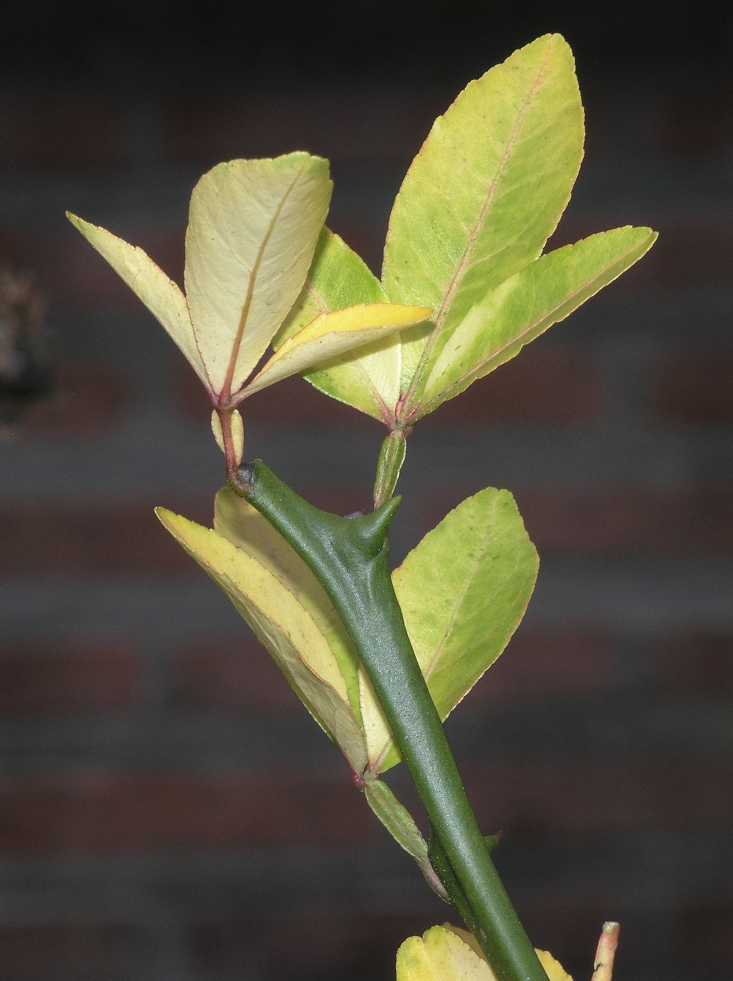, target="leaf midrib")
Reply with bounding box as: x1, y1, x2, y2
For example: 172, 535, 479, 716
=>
404, 39, 555, 407
428, 236, 649, 408
220, 166, 305, 400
